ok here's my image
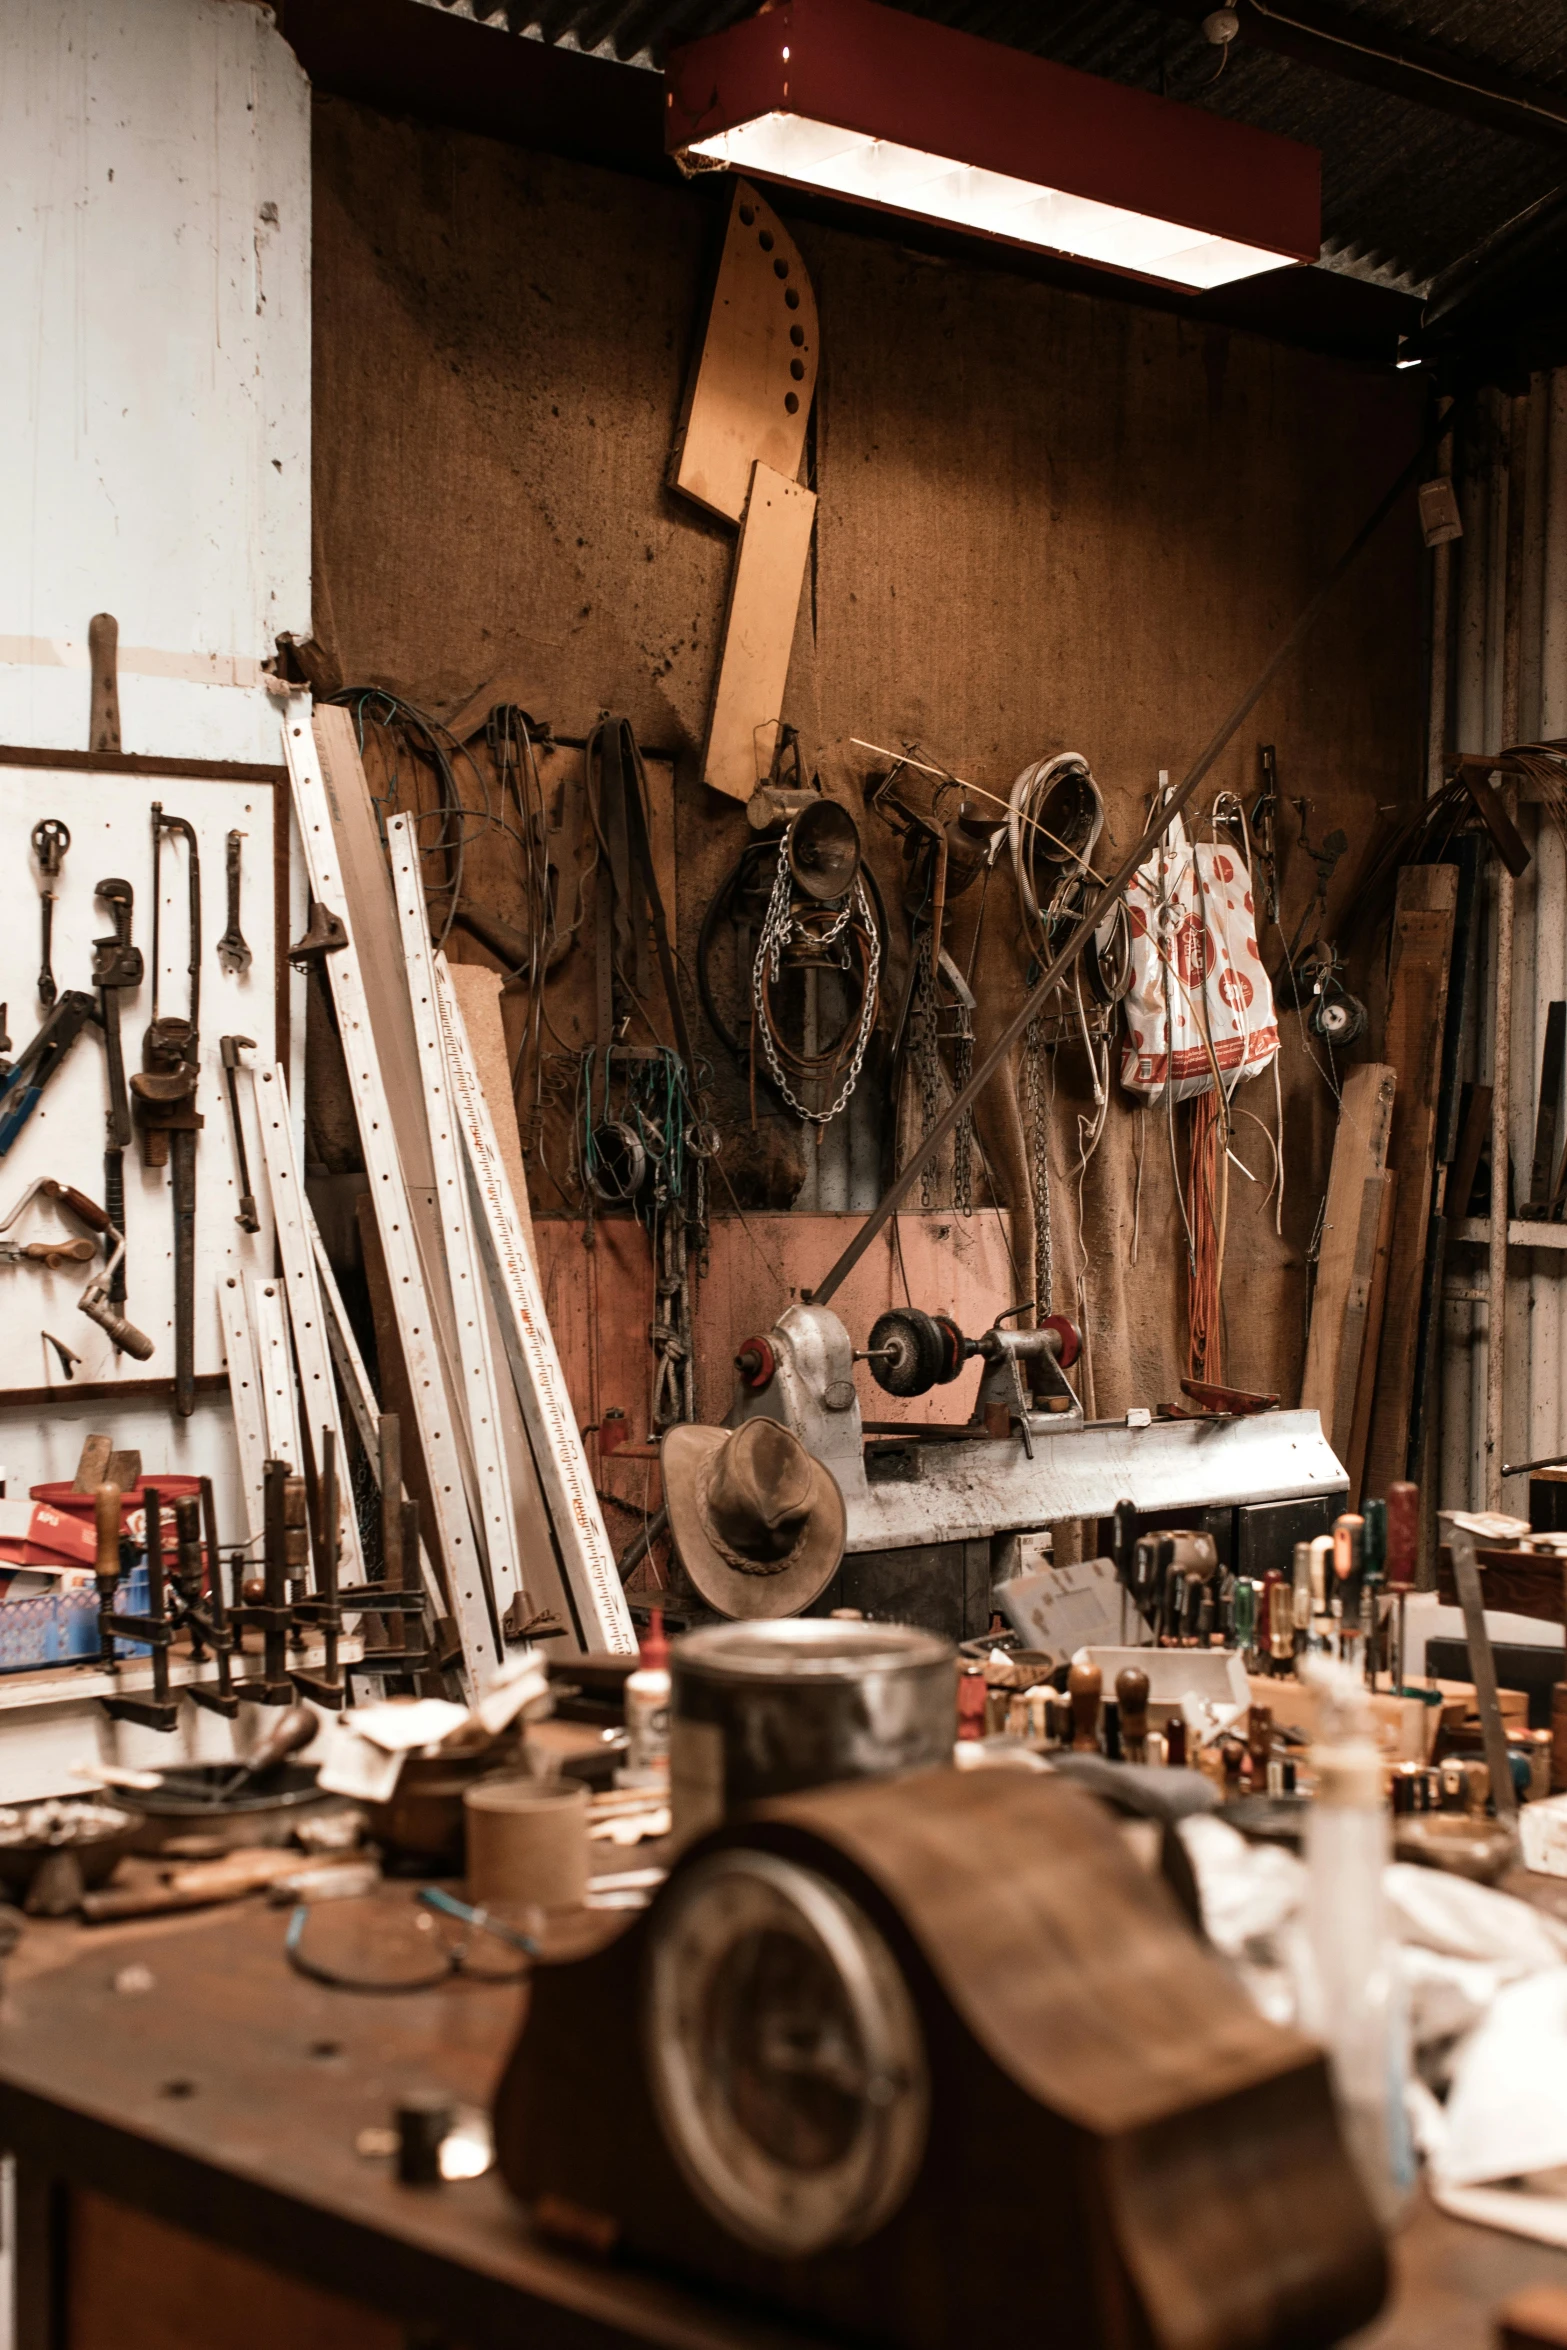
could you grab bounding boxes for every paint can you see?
[670,1617,955,1845]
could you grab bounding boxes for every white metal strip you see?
[283,715,498,1693]
[387,817,526,1627]
[304,1202,445,1623]
[254,1062,366,1583]
[433,952,636,1654]
[250,1274,302,1470]
[308,1211,379,1468]
[216,1273,267,1545]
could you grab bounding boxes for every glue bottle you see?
[1299,1657,1414,2228]
[619,1608,671,1789]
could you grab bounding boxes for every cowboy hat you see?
[660,1416,845,1619]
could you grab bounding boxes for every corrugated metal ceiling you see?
[430,0,1567,295]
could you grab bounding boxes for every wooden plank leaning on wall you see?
[1300,1062,1396,1466]
[1364,863,1459,1498]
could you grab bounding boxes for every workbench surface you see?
[0,1889,1559,2350]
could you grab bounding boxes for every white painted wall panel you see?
[0,0,310,761]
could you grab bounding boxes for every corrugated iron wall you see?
[1437,374,1567,1514]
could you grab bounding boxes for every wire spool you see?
[588,1119,648,1203]
[787,798,862,904]
[866,1307,950,1398]
[1008,754,1104,936]
[1309,988,1367,1045]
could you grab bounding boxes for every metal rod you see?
[813,437,1430,1309]
[1487,395,1527,1511]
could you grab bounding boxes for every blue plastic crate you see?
[0,1564,154,1674]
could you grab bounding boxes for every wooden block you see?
[702,460,816,802]
[72,1433,112,1494]
[1347,1168,1397,1504]
[446,963,537,1278]
[1300,1063,1396,1454]
[669,179,817,525]
[104,1449,141,1495]
[1365,863,1459,1495]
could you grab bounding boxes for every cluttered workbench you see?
[0,1874,1561,2350]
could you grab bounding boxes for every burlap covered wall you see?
[310,90,1424,1419]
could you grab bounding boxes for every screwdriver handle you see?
[1386,1481,1419,1592]
[94,1483,122,1600]
[1068,1658,1102,1752]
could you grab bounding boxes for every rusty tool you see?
[291,1424,345,1711]
[42,1332,80,1380]
[90,874,141,1309]
[235,1460,301,1706]
[219,1036,259,1232]
[132,806,202,1415]
[173,1488,238,1720]
[0,1178,150,1356]
[216,829,251,975]
[31,818,69,1010]
[100,1483,179,1732]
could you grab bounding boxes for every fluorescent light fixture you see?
[666,0,1320,295]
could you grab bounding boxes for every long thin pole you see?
[1486,392,1527,1509]
[812,441,1429,1309]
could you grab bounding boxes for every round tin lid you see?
[671,1617,953,1684]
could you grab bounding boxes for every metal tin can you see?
[669,1618,956,1845]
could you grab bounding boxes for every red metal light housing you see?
[665,0,1320,293]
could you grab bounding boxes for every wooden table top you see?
[0,1885,1561,2350]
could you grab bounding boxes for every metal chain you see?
[1024,1014,1053,1313]
[951,1022,974,1215]
[908,936,943,1207]
[752,832,882,1125]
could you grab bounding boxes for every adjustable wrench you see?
[31,819,69,1010]
[216,830,251,975]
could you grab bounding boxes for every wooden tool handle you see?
[1332,1513,1364,1584]
[240,1704,316,1781]
[1068,1659,1103,1752]
[1386,1480,1418,1591]
[44,1181,112,1232]
[94,1483,122,1587]
[1114,1666,1149,1736]
[88,613,121,753]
